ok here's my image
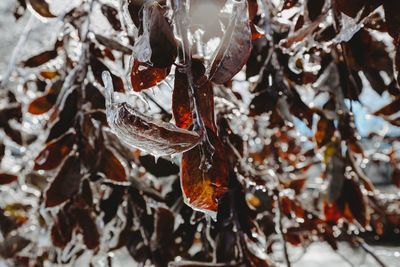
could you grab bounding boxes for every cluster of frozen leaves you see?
[0,0,400,266]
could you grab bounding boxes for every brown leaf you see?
[0,173,18,185]
[391,167,400,187]
[373,97,400,116]
[99,149,127,183]
[28,92,57,114]
[147,4,178,68]
[28,0,56,18]
[101,4,122,31]
[307,0,325,21]
[208,0,252,84]
[75,208,100,249]
[383,0,400,41]
[34,131,75,170]
[90,56,124,92]
[181,131,228,213]
[282,0,298,10]
[95,34,132,54]
[130,59,170,92]
[315,115,335,148]
[51,205,75,248]
[108,102,201,156]
[335,0,366,18]
[22,49,57,67]
[45,154,81,207]
[0,235,30,259]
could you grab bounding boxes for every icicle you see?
[132,6,152,63]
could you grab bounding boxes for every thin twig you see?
[276,193,292,267]
[357,239,388,267]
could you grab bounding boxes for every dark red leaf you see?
[0,173,18,185]
[22,49,57,67]
[95,34,132,54]
[34,132,75,171]
[99,148,127,183]
[130,59,170,92]
[335,0,366,18]
[75,208,100,249]
[181,131,228,213]
[0,235,30,258]
[307,0,325,21]
[147,4,178,68]
[90,56,124,92]
[315,115,335,147]
[28,93,57,114]
[100,187,125,224]
[108,102,201,156]
[101,4,122,31]
[45,154,81,207]
[51,206,75,248]
[282,0,298,10]
[208,0,252,84]
[139,154,179,177]
[391,167,400,187]
[373,97,400,116]
[28,0,56,18]
[383,0,400,41]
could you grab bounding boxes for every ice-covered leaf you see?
[75,208,100,249]
[180,131,228,214]
[130,59,170,92]
[22,49,57,67]
[373,97,400,116]
[208,0,252,84]
[101,4,122,31]
[99,148,127,183]
[315,115,335,148]
[0,173,18,185]
[28,0,56,18]
[90,56,124,92]
[0,235,30,259]
[383,1,400,41]
[34,131,75,170]
[45,154,81,207]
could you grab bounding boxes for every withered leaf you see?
[100,187,125,224]
[139,154,179,177]
[147,4,178,68]
[46,88,78,142]
[383,1,400,41]
[99,148,127,183]
[373,97,400,116]
[391,167,400,187]
[173,60,216,131]
[181,131,228,213]
[45,154,81,207]
[34,131,75,170]
[90,56,124,92]
[282,0,298,10]
[22,49,57,67]
[335,0,366,18]
[75,208,100,249]
[0,173,18,185]
[307,0,325,21]
[28,93,57,115]
[151,207,174,248]
[130,59,170,92]
[108,102,201,156]
[95,34,132,54]
[28,0,56,18]
[208,0,252,84]
[0,235,30,259]
[101,4,122,31]
[51,206,75,248]
[315,115,335,148]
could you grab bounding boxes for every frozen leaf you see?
[0,235,30,259]
[307,0,325,21]
[151,207,174,248]
[22,49,57,67]
[282,0,298,10]
[47,88,78,142]
[28,93,57,114]
[208,0,252,84]
[130,59,170,92]
[51,206,75,248]
[391,167,400,187]
[75,208,100,249]
[105,71,200,156]
[326,152,346,203]
[28,0,56,18]
[101,4,122,31]
[100,187,125,224]
[99,148,127,183]
[335,0,366,18]
[383,1,400,41]
[0,173,18,185]
[90,56,124,92]
[107,102,200,156]
[181,131,228,214]
[315,115,335,148]
[139,154,179,177]
[34,131,75,170]
[95,34,132,54]
[373,97,400,116]
[45,154,81,207]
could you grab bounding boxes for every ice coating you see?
[208,0,252,84]
[103,71,201,157]
[132,6,152,63]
